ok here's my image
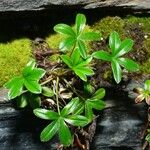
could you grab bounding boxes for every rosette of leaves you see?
[73,87,106,121]
[54,13,101,59]
[33,98,89,146]
[4,60,46,108]
[61,48,94,81]
[93,31,139,83]
[134,80,150,105]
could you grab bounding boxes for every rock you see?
[0,103,58,150]
[91,104,147,150]
[0,0,149,13]
[0,85,148,149]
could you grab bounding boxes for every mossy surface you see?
[92,16,150,77]
[0,38,32,86]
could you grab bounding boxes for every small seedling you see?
[93,31,139,83]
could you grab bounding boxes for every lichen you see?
[0,38,32,86]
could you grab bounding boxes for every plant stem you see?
[63,79,84,101]
[56,77,61,115]
[41,76,53,85]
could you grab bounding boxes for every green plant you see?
[61,48,94,81]
[146,129,150,142]
[93,31,139,83]
[4,60,46,108]
[54,13,100,59]
[4,13,140,149]
[34,97,88,146]
[134,79,150,105]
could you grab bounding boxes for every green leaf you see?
[59,37,76,52]
[84,82,95,95]
[24,80,42,94]
[146,133,150,142]
[65,115,88,127]
[77,40,87,59]
[61,55,72,68]
[118,58,139,72]
[87,99,105,110]
[93,51,112,61]
[54,24,76,37]
[40,121,58,142]
[75,14,86,34]
[116,39,133,57]
[16,94,28,108]
[42,86,54,97]
[4,77,24,100]
[28,94,41,109]
[79,32,101,41]
[109,31,121,54]
[61,97,81,116]
[111,60,122,83]
[59,118,73,146]
[74,67,94,76]
[71,48,81,66]
[145,80,150,91]
[85,104,93,121]
[74,69,87,81]
[23,67,45,80]
[33,108,59,120]
[92,88,105,99]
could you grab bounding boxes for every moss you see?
[92,16,150,76]
[0,38,32,86]
[93,16,125,39]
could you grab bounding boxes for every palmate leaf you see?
[5,76,24,99]
[40,121,58,142]
[109,31,121,55]
[4,60,46,100]
[94,31,138,84]
[111,59,122,84]
[16,94,28,108]
[59,118,73,146]
[53,24,76,37]
[75,14,86,34]
[93,50,112,61]
[65,115,88,127]
[92,88,105,99]
[33,108,59,120]
[77,40,87,59]
[116,39,133,57]
[61,97,82,116]
[118,58,139,72]
[79,32,101,41]
[42,86,54,97]
[59,37,76,52]
[61,51,94,81]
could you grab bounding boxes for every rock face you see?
[0,78,148,150]
[0,0,149,13]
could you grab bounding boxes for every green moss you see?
[92,16,150,75]
[124,16,150,33]
[93,16,125,39]
[0,38,32,86]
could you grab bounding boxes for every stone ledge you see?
[0,0,149,13]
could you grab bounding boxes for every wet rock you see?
[0,0,149,13]
[0,86,148,150]
[91,104,147,150]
